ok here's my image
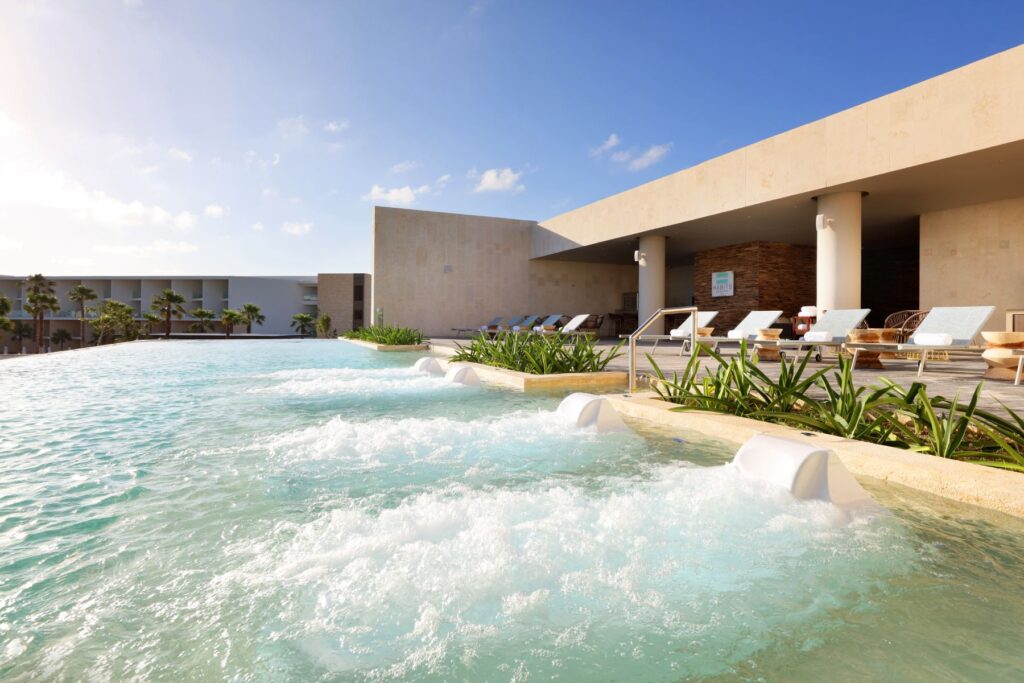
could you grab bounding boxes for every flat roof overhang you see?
[534,138,1024,265]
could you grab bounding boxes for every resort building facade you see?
[0,273,370,349]
[372,45,1024,337]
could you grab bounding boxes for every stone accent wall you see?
[694,242,815,332]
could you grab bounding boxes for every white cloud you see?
[590,133,620,157]
[272,153,280,166]
[93,239,198,256]
[324,120,350,133]
[390,160,420,174]
[472,167,524,193]
[362,184,417,205]
[627,143,671,171]
[250,222,265,231]
[204,204,226,218]
[281,221,312,236]
[0,159,197,231]
[277,116,308,138]
[168,147,193,162]
[261,187,277,198]
[172,211,196,230]
[361,174,451,206]
[610,150,632,163]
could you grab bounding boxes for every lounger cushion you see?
[727,329,747,339]
[669,326,692,338]
[803,330,830,342]
[911,332,953,346]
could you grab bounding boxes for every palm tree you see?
[24,292,60,353]
[315,313,334,338]
[151,288,187,338]
[189,308,216,333]
[291,312,315,336]
[90,300,137,345]
[220,309,243,337]
[140,312,162,337]
[239,303,265,334]
[50,328,72,350]
[0,294,11,332]
[9,321,33,353]
[68,284,98,347]
[23,273,56,351]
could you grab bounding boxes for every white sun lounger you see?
[768,308,870,362]
[511,315,541,332]
[543,313,590,336]
[846,305,994,376]
[695,310,783,352]
[639,311,720,354]
[532,314,564,333]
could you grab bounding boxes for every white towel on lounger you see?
[911,332,953,346]
[727,329,747,339]
[803,330,831,342]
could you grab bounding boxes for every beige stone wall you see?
[920,196,1024,331]
[537,45,1024,254]
[372,207,639,337]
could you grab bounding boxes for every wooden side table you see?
[847,328,898,368]
[754,328,782,362]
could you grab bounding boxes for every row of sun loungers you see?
[637,305,999,378]
[460,313,597,337]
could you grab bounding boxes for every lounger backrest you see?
[810,308,870,341]
[485,316,502,327]
[909,306,994,346]
[731,310,783,338]
[503,315,525,328]
[516,315,540,329]
[562,314,590,332]
[537,314,562,327]
[670,311,719,336]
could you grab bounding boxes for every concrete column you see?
[637,234,667,334]
[815,191,862,311]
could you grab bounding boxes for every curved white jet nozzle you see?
[414,357,445,375]
[445,365,480,385]
[731,434,876,510]
[557,392,628,433]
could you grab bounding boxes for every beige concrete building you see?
[372,45,1024,338]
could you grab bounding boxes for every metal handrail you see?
[627,306,699,393]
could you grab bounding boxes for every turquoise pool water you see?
[1,340,1023,681]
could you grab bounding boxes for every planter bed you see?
[606,392,1024,519]
[448,361,627,392]
[339,338,430,352]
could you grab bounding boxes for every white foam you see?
[216,464,906,680]
[252,366,457,397]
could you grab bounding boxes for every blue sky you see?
[1,0,1022,276]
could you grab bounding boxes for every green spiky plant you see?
[344,324,424,345]
[451,331,623,374]
[646,342,1024,472]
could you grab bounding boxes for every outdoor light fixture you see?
[634,250,646,267]
[815,214,834,231]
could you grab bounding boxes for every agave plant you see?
[452,331,622,374]
[646,342,1024,473]
[344,324,424,345]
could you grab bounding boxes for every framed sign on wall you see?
[712,271,734,297]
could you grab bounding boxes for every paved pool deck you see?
[429,338,1024,414]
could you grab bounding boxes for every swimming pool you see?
[1,340,1022,680]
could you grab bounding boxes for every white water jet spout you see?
[731,434,875,511]
[414,357,445,376]
[557,393,628,433]
[445,365,480,386]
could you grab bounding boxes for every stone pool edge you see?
[604,392,1024,519]
[338,338,431,352]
